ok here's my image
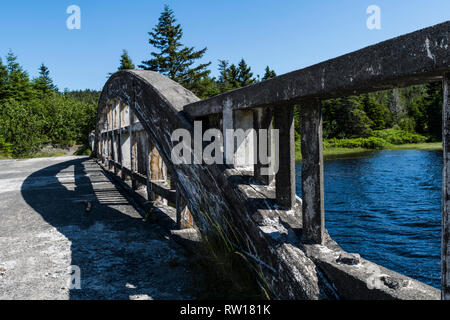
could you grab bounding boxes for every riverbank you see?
[0,144,91,160]
[295,142,443,161]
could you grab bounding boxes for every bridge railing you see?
[182,21,450,296]
[94,21,449,299]
[96,98,193,230]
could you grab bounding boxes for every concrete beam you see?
[184,21,450,118]
[301,99,325,244]
[274,106,295,209]
[443,72,450,300]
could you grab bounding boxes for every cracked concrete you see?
[0,156,198,300]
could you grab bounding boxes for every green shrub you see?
[373,128,427,145]
[0,136,12,157]
[324,137,388,150]
[0,93,97,158]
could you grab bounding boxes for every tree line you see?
[117,5,443,149]
[0,5,444,158]
[0,51,98,157]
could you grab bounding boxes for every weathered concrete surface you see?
[0,156,197,300]
[443,72,450,300]
[274,106,295,209]
[184,21,450,117]
[96,70,335,299]
[301,99,325,244]
[303,237,440,300]
[96,69,446,300]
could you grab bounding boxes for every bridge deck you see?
[0,156,197,300]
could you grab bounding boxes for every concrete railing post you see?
[117,101,123,177]
[111,102,119,174]
[107,104,113,169]
[442,72,450,300]
[223,106,255,168]
[129,108,138,190]
[300,99,325,244]
[145,134,155,201]
[253,107,274,185]
[274,106,295,209]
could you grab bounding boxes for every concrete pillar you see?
[107,105,113,170]
[442,72,450,300]
[176,189,193,229]
[129,109,138,190]
[253,107,274,184]
[274,106,295,209]
[117,101,123,176]
[120,104,131,180]
[111,102,119,174]
[145,135,156,201]
[300,99,325,244]
[223,106,255,168]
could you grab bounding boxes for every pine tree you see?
[139,5,211,95]
[118,50,135,70]
[423,82,443,141]
[0,58,8,100]
[217,60,231,93]
[237,59,255,87]
[362,94,391,130]
[33,63,57,94]
[262,66,276,81]
[5,50,32,101]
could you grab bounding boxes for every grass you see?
[387,142,442,151]
[0,144,92,160]
[34,150,69,158]
[188,232,269,300]
[0,154,11,160]
[295,141,443,161]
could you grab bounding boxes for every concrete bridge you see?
[91,21,450,300]
[1,22,449,300]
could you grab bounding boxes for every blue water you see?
[295,149,442,289]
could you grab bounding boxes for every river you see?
[295,149,442,289]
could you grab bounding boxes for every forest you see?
[0,5,444,159]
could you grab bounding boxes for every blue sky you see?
[0,0,449,91]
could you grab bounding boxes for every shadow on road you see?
[20,157,194,300]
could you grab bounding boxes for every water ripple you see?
[296,149,442,289]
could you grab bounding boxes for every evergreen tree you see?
[322,96,373,138]
[5,50,32,101]
[262,66,276,81]
[217,58,255,92]
[191,75,220,99]
[362,94,392,130]
[139,5,211,96]
[217,60,232,93]
[423,82,443,141]
[0,58,8,100]
[237,58,255,87]
[118,50,135,70]
[33,63,57,94]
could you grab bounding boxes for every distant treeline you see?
[315,82,443,147]
[128,5,445,149]
[0,51,99,157]
[0,5,444,158]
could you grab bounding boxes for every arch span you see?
[94,70,329,299]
